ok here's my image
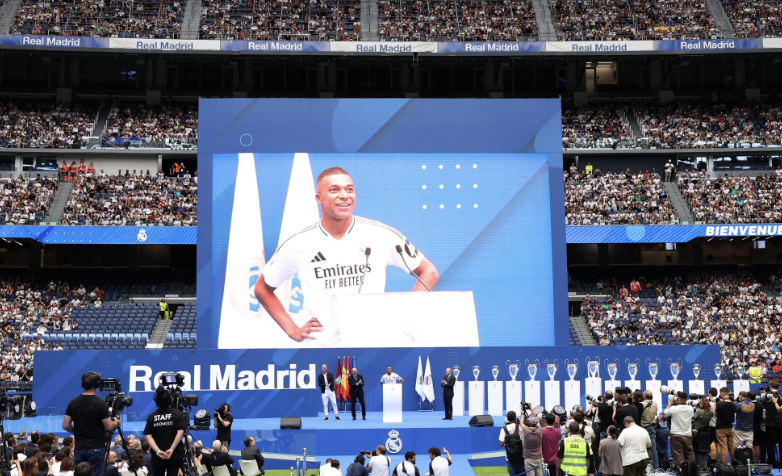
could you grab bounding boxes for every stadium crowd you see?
[61,170,197,226]
[580,272,782,375]
[11,0,182,38]
[199,0,361,41]
[678,170,782,223]
[635,102,782,149]
[102,103,198,149]
[722,0,782,38]
[562,105,634,149]
[564,167,680,225]
[551,0,723,41]
[0,175,56,225]
[0,100,98,149]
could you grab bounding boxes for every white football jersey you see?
[263,216,425,344]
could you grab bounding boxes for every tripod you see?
[103,417,139,476]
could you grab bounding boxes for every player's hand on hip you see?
[289,318,323,341]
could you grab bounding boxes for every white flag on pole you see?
[424,356,436,403]
[415,355,425,401]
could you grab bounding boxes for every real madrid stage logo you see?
[386,430,402,454]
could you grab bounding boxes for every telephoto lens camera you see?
[660,386,678,396]
[585,394,605,405]
[759,391,779,402]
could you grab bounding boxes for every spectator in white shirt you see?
[392,452,419,476]
[427,447,452,476]
[368,446,391,476]
[617,416,651,476]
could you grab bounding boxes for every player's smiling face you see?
[316,174,355,220]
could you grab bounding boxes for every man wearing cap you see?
[521,415,544,476]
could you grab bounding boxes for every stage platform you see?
[5,412,502,471]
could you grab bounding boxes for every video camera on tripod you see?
[100,379,134,417]
[157,373,200,427]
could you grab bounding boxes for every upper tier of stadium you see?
[3,0,781,41]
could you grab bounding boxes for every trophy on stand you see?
[468,366,484,416]
[689,363,705,395]
[711,363,726,392]
[604,359,620,382]
[714,364,722,380]
[736,363,745,379]
[586,356,601,379]
[584,355,602,400]
[491,365,500,381]
[544,359,559,381]
[645,359,662,407]
[453,366,461,381]
[692,364,701,380]
[525,359,540,381]
[733,363,750,393]
[473,366,481,381]
[452,365,464,417]
[668,359,682,381]
[625,359,640,389]
[564,359,579,381]
[646,358,661,381]
[506,360,521,381]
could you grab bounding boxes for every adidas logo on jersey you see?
[311,252,326,262]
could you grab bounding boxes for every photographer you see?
[367,445,390,476]
[498,411,523,476]
[213,404,233,449]
[597,392,615,440]
[639,391,659,469]
[715,387,737,465]
[662,391,694,468]
[143,386,188,476]
[62,372,120,476]
[692,397,713,473]
[734,391,755,450]
[612,395,638,435]
[763,380,782,468]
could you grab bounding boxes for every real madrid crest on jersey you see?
[386,430,402,454]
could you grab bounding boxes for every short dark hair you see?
[75,462,93,476]
[568,421,581,434]
[709,388,718,397]
[354,455,365,464]
[506,411,517,422]
[617,395,628,405]
[545,413,556,425]
[243,437,253,448]
[330,459,339,469]
[747,391,756,401]
[405,451,416,461]
[55,451,67,462]
[30,432,39,444]
[720,387,730,395]
[63,437,74,447]
[316,167,351,184]
[141,440,149,452]
[573,412,584,424]
[154,386,172,408]
[39,444,52,455]
[429,447,441,457]
[38,460,49,472]
[770,380,780,390]
[81,372,101,391]
[607,425,618,438]
[60,458,75,472]
[605,391,613,400]
[677,391,688,401]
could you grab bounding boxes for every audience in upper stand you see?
[0,175,56,225]
[11,0,182,37]
[722,0,782,38]
[564,167,679,225]
[635,101,782,149]
[562,105,634,149]
[61,169,197,226]
[678,170,782,223]
[199,0,361,41]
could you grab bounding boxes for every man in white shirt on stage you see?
[318,365,340,421]
[254,167,439,346]
[380,367,404,386]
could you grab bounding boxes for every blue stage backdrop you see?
[197,99,568,349]
[33,345,719,421]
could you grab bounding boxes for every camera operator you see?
[715,387,737,465]
[707,388,719,462]
[143,386,188,476]
[213,404,233,449]
[612,395,638,435]
[639,391,659,469]
[753,390,765,463]
[597,392,615,441]
[662,391,694,468]
[692,397,713,473]
[763,380,782,468]
[735,391,755,450]
[62,372,121,476]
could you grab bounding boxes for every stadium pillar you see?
[692,242,703,267]
[128,246,139,272]
[598,244,609,268]
[68,57,80,88]
[649,60,661,92]
[30,242,42,271]
[567,61,578,93]
[734,58,746,92]
[317,62,335,95]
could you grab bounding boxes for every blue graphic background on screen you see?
[212,153,555,346]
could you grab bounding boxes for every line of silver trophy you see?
[453,358,730,382]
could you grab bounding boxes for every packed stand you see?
[580,272,782,377]
[0,100,98,149]
[102,102,198,149]
[635,101,782,149]
[11,0,182,37]
[199,0,361,41]
[564,165,679,225]
[678,170,782,223]
[61,168,197,226]
[0,175,56,225]
[378,0,538,41]
[722,0,782,38]
[551,0,722,41]
[562,105,634,149]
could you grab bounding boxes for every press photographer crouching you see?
[143,386,188,476]
[62,372,121,476]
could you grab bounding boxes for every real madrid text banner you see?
[565,224,782,243]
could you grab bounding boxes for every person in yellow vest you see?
[158,298,169,320]
[585,163,594,175]
[749,360,763,384]
[558,421,589,476]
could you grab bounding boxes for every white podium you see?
[585,378,602,402]
[469,381,485,416]
[524,381,541,408]
[453,381,465,417]
[564,381,581,412]
[689,380,705,396]
[506,381,522,416]
[383,383,403,423]
[646,380,662,410]
[332,292,478,347]
[733,380,750,394]
[545,381,561,409]
[711,380,727,392]
[625,380,641,392]
[665,380,684,406]
[605,380,621,393]
[488,381,504,416]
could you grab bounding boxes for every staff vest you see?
[561,435,588,476]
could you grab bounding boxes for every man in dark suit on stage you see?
[348,367,367,421]
[318,364,340,420]
[441,368,456,420]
